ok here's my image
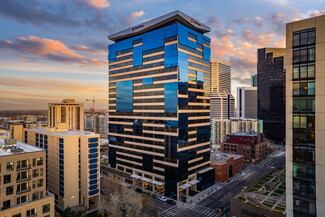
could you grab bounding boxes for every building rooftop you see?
[28,127,95,137]
[228,131,262,137]
[211,150,244,165]
[108,10,210,42]
[0,139,44,157]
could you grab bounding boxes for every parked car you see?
[150,194,158,199]
[242,186,247,191]
[167,199,176,206]
[158,196,168,202]
[135,188,143,193]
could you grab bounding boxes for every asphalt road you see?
[151,153,285,217]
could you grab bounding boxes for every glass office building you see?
[108,11,214,201]
[257,48,286,144]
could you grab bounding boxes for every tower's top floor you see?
[108,10,210,42]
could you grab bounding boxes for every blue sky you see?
[0,0,324,110]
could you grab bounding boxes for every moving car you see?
[150,194,158,199]
[217,206,224,212]
[158,196,168,202]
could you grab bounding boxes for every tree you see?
[101,177,143,217]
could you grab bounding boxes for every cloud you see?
[0,76,107,94]
[71,45,106,54]
[78,0,110,9]
[0,0,78,27]
[0,36,106,67]
[237,41,253,49]
[240,29,275,47]
[232,17,249,24]
[211,37,234,58]
[204,14,222,27]
[310,9,325,17]
[123,11,145,26]
[254,17,263,27]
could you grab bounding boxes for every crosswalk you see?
[160,206,185,216]
[160,204,221,217]
[190,205,220,217]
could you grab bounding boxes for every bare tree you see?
[101,177,143,217]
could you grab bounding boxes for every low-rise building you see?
[2,120,38,143]
[220,132,268,163]
[0,138,54,217]
[211,151,244,182]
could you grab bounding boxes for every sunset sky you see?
[0,0,324,110]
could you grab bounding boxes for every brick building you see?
[211,151,244,182]
[220,132,267,163]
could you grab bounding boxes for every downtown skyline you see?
[0,0,325,110]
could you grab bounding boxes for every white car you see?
[158,196,168,202]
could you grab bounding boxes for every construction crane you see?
[86,97,95,115]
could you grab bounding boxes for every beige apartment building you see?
[210,58,235,120]
[24,125,100,211]
[48,99,84,131]
[286,15,325,216]
[0,139,54,217]
[211,118,263,146]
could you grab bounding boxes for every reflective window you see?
[116,80,133,112]
[143,78,153,85]
[164,82,178,113]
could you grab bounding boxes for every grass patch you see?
[280,173,285,177]
[238,196,246,201]
[271,192,279,196]
[263,191,270,196]
[271,178,279,183]
[263,201,275,208]
[275,205,286,211]
[274,189,285,194]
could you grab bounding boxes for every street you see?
[150,152,285,217]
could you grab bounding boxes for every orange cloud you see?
[0,36,106,67]
[78,0,110,9]
[211,37,234,58]
[71,45,106,54]
[310,9,325,17]
[131,11,145,19]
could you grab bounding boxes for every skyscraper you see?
[210,58,234,119]
[108,10,214,201]
[251,74,257,87]
[48,99,84,131]
[286,15,324,217]
[257,48,285,144]
[237,87,257,119]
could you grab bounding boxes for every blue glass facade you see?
[88,137,99,196]
[108,20,213,200]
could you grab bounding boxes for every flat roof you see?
[28,128,96,137]
[0,139,44,157]
[108,10,210,42]
[211,150,244,165]
[228,132,262,137]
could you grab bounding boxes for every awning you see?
[151,180,164,186]
[140,177,152,183]
[188,180,200,185]
[198,166,214,174]
[179,183,192,190]
[130,175,142,179]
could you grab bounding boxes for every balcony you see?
[17,164,31,171]
[17,175,31,183]
[17,186,31,195]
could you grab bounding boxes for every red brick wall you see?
[213,156,244,182]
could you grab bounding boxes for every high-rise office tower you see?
[251,74,257,87]
[237,87,257,119]
[24,123,100,210]
[210,59,235,119]
[286,15,324,217]
[107,10,214,201]
[257,48,285,144]
[0,138,54,216]
[48,99,84,131]
[93,115,108,135]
